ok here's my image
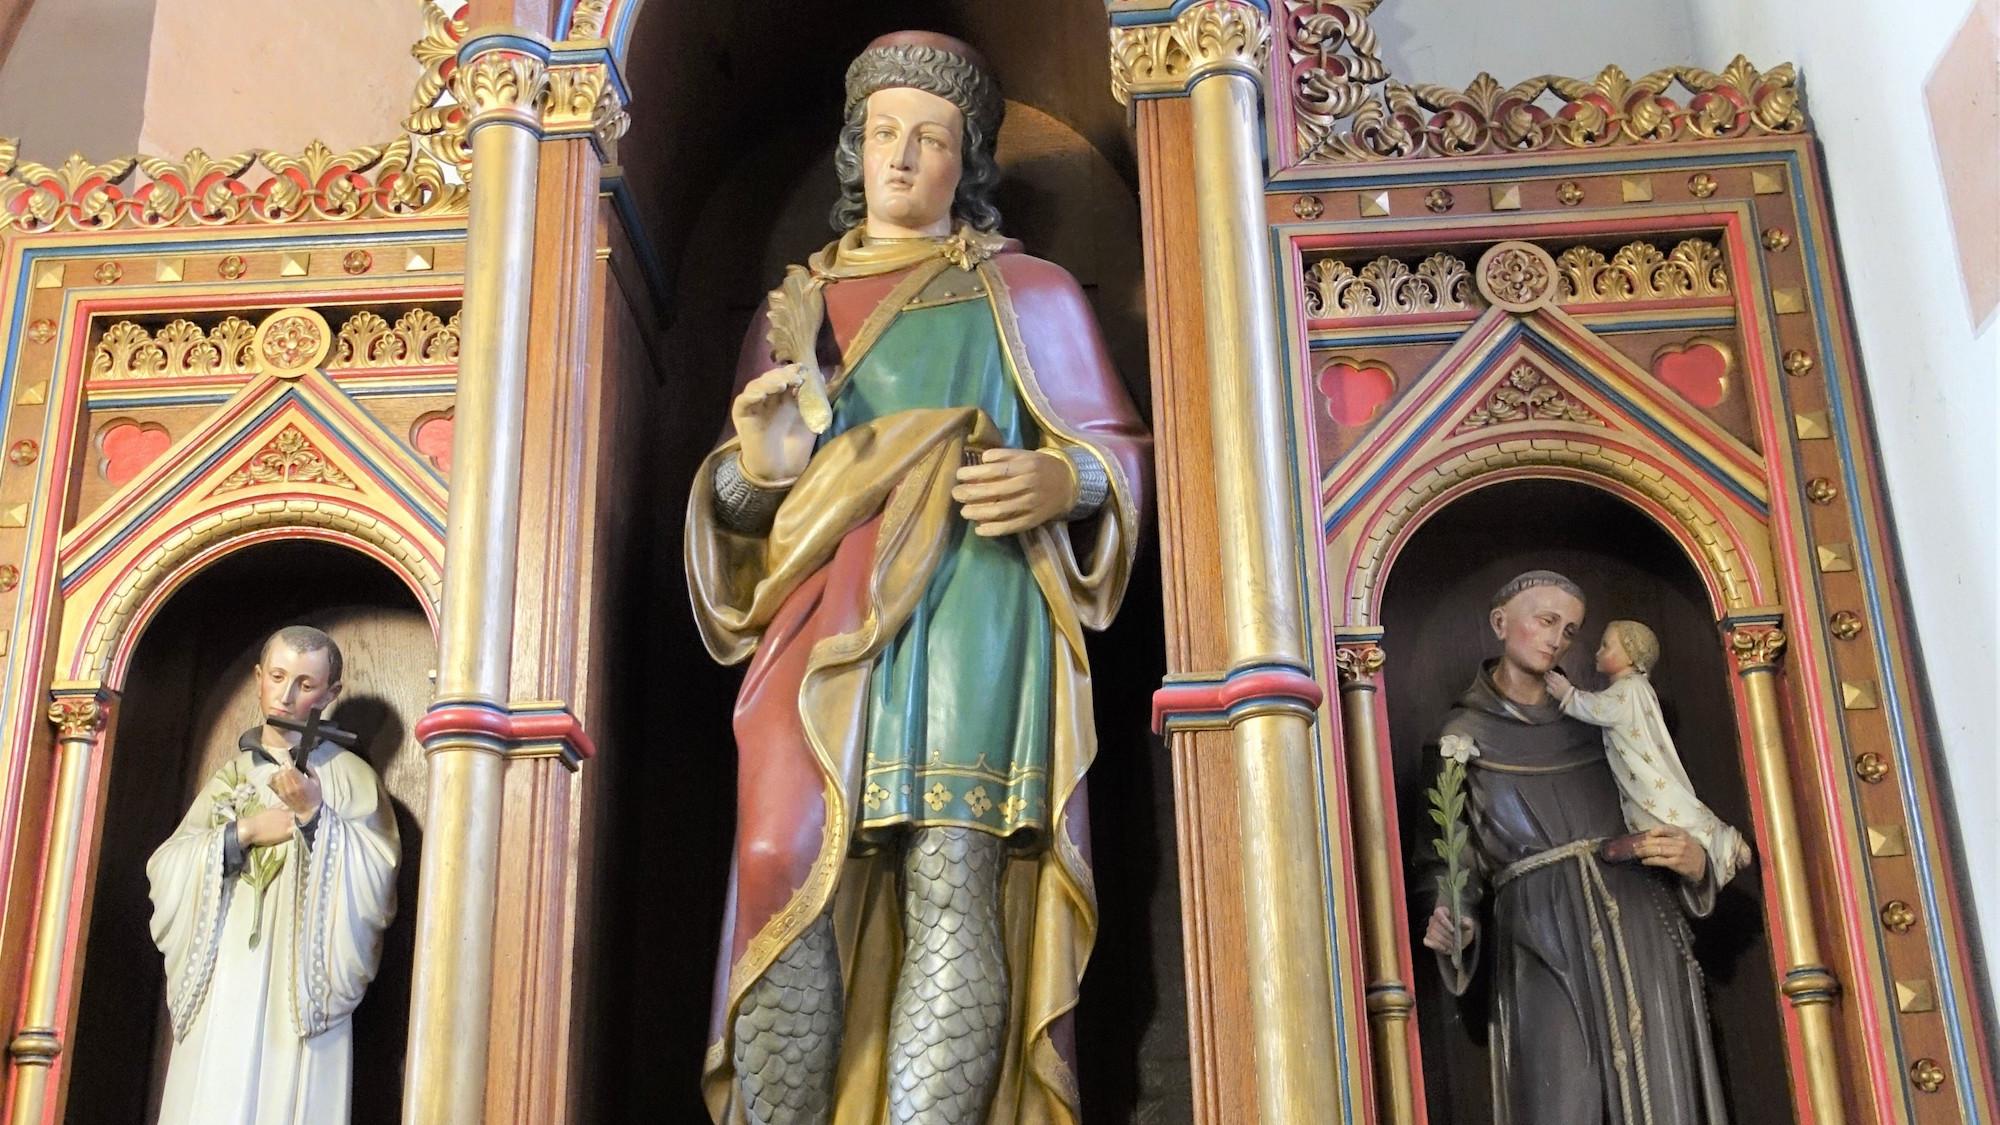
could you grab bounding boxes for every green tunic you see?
[822,290,1053,849]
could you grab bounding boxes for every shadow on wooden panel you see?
[64,540,431,1125]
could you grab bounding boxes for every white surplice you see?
[147,736,399,1125]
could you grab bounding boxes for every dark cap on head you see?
[844,31,1004,147]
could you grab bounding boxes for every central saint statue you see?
[685,31,1150,1125]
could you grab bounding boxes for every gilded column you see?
[1114,3,1342,1117]
[1724,615,1846,1125]
[402,37,548,1125]
[1333,633,1415,1125]
[7,685,113,1123]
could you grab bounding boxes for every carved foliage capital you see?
[47,695,108,740]
[544,64,631,152]
[1334,643,1386,685]
[1727,624,1787,672]
[452,49,551,129]
[1110,0,1272,105]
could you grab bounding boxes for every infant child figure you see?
[1546,620,1753,886]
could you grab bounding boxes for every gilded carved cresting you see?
[1304,237,1730,319]
[1278,0,1802,164]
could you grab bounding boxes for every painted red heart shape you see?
[412,412,454,474]
[1651,340,1730,410]
[1318,360,1396,427]
[97,421,171,487]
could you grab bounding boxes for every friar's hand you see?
[1637,825,1708,882]
[270,768,323,822]
[1421,904,1477,954]
[952,449,1078,537]
[236,807,297,848]
[731,364,816,484]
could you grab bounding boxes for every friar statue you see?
[1418,571,1734,1125]
[146,625,400,1125]
[685,31,1150,1125]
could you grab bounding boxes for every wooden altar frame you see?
[1115,1,1998,1123]
[0,182,465,1120]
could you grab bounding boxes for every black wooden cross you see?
[265,705,359,773]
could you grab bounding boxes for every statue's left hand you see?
[1636,825,1707,882]
[952,449,1078,537]
[271,767,323,822]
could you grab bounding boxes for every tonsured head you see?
[1488,570,1586,676]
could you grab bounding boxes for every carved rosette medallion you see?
[47,696,107,741]
[1880,899,1916,933]
[253,308,332,378]
[1910,1059,1946,1094]
[1828,611,1863,641]
[1474,241,1559,312]
[1727,624,1787,672]
[1334,644,1386,686]
[1109,0,1272,104]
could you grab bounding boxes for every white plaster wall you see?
[1385,0,2000,1016]
[1686,0,2000,1011]
[0,0,157,162]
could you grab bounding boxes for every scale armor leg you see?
[732,913,841,1125]
[887,827,1010,1124]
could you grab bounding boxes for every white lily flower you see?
[1440,733,1480,765]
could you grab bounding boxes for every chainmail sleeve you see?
[713,451,792,536]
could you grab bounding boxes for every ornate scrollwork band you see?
[1272,2,1802,165]
[1109,0,1273,105]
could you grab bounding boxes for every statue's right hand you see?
[1422,904,1476,954]
[731,364,815,484]
[236,807,296,848]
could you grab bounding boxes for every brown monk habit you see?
[1419,661,1731,1125]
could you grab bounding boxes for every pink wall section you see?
[136,0,420,159]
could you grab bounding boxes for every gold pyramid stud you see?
[16,382,46,406]
[404,246,434,272]
[1358,191,1391,217]
[1841,680,1880,709]
[1817,543,1853,572]
[1620,176,1654,202]
[1773,288,1806,314]
[155,258,185,282]
[0,505,25,528]
[1896,980,1937,1013]
[1751,169,1784,195]
[32,263,63,289]
[1489,184,1522,211]
[1794,412,1830,439]
[1867,825,1909,857]
[279,252,309,277]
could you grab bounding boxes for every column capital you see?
[1109,0,1271,106]
[45,684,112,741]
[453,40,552,134]
[543,62,631,160]
[1334,641,1386,686]
[1722,611,1787,673]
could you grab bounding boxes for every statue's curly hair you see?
[831,43,1005,233]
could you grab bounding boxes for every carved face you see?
[1595,629,1632,677]
[256,639,340,737]
[1489,585,1584,677]
[861,86,964,236]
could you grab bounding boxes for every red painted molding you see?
[415,704,598,759]
[1151,669,1326,734]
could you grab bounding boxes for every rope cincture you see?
[1495,838,1657,1125]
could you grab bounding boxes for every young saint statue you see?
[1419,573,1734,1125]
[684,32,1149,1125]
[146,625,400,1125]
